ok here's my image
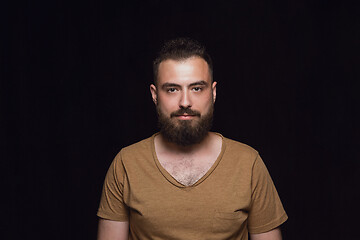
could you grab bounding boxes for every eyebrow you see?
[189,80,208,87]
[161,80,208,89]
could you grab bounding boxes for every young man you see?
[97,38,288,240]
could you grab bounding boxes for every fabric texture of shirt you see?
[97,133,288,240]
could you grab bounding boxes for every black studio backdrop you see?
[2,1,359,239]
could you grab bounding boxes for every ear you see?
[212,81,217,103]
[150,84,158,105]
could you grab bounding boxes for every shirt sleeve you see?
[247,155,288,233]
[97,150,129,221]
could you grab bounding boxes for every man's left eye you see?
[193,87,202,92]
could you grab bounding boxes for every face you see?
[150,57,217,146]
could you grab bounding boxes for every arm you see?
[248,156,287,239]
[250,227,282,240]
[97,218,129,240]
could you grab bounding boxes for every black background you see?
[2,0,359,239]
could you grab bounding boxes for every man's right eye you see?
[167,88,177,93]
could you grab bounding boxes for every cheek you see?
[157,97,178,113]
[196,94,213,108]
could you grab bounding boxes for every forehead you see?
[157,57,211,85]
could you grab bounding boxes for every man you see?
[97,38,288,240]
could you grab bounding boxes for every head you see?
[150,38,217,146]
[153,38,213,86]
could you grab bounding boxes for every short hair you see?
[153,38,213,85]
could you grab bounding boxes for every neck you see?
[157,132,212,154]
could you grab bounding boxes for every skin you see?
[150,57,218,153]
[97,57,283,240]
[250,227,283,240]
[97,219,128,240]
[150,57,221,185]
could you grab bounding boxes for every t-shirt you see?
[97,133,288,240]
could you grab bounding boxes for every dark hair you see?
[153,38,213,85]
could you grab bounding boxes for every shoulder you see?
[121,135,153,154]
[220,135,260,166]
[113,134,155,166]
[223,135,259,156]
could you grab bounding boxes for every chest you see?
[159,156,216,186]
[123,162,253,240]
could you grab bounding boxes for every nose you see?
[179,90,192,108]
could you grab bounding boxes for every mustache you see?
[170,108,201,118]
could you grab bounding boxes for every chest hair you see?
[159,156,216,186]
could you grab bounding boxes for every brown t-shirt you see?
[97,133,288,240]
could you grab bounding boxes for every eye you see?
[192,87,202,92]
[167,87,177,93]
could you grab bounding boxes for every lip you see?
[175,115,195,120]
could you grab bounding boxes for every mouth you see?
[174,114,196,120]
[170,108,201,120]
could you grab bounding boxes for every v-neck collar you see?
[151,132,226,188]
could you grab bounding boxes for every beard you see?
[157,105,214,146]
